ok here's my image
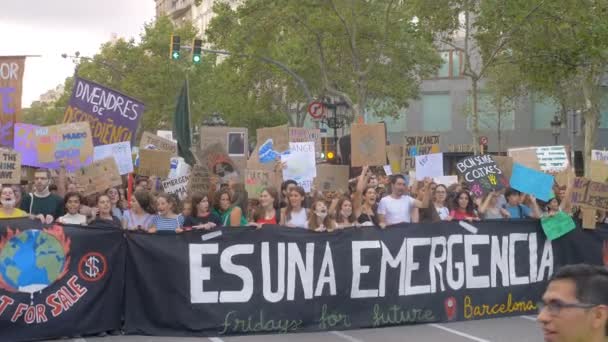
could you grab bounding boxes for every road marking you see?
[209,337,225,342]
[330,330,364,342]
[428,324,490,342]
[520,315,537,322]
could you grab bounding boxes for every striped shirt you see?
[152,214,185,231]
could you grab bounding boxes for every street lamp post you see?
[61,52,123,80]
[550,114,562,145]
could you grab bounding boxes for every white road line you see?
[520,315,538,322]
[330,330,365,342]
[209,337,225,342]
[427,324,490,342]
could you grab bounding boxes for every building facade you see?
[154,0,240,39]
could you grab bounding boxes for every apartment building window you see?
[532,96,560,129]
[422,93,452,131]
[466,93,515,130]
[435,50,464,79]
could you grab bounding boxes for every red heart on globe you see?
[445,297,457,321]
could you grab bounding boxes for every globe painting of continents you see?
[0,228,71,294]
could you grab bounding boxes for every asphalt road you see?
[45,315,543,342]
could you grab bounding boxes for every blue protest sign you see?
[510,163,554,202]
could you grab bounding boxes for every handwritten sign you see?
[590,160,608,183]
[536,146,568,172]
[188,163,211,194]
[456,155,508,197]
[415,153,444,180]
[245,169,271,199]
[63,77,145,146]
[404,135,440,170]
[257,125,289,153]
[94,141,133,175]
[571,177,608,211]
[510,163,554,202]
[138,149,172,177]
[508,147,541,170]
[75,157,122,196]
[162,175,190,200]
[386,145,403,174]
[289,127,322,152]
[314,164,350,192]
[0,56,25,147]
[282,142,316,181]
[140,131,177,154]
[198,143,240,182]
[0,149,21,184]
[592,150,608,163]
[351,123,386,167]
[541,211,576,240]
[33,122,94,171]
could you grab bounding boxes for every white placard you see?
[592,149,608,163]
[282,141,316,181]
[383,165,393,176]
[536,146,568,172]
[415,153,444,180]
[93,141,133,175]
[433,175,459,186]
[161,175,190,200]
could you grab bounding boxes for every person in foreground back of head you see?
[503,188,541,219]
[20,169,64,224]
[377,175,432,229]
[537,264,608,342]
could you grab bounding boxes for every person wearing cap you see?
[502,188,541,219]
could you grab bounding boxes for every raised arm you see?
[478,192,494,215]
[528,195,542,219]
[353,166,369,217]
[413,178,432,209]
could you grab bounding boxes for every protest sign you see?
[0,56,25,147]
[138,149,172,177]
[541,211,576,240]
[386,145,403,174]
[282,142,316,181]
[590,160,608,183]
[94,141,133,175]
[245,169,271,199]
[510,163,554,202]
[289,127,321,152]
[456,155,508,197]
[571,177,608,211]
[508,147,541,170]
[581,208,597,230]
[433,175,458,186]
[314,164,350,192]
[33,122,94,171]
[383,165,393,176]
[493,156,514,182]
[0,149,21,184]
[198,143,240,182]
[592,149,608,163]
[297,178,314,193]
[415,153,444,180]
[75,157,122,196]
[156,130,175,141]
[536,146,569,172]
[350,123,386,167]
[140,131,177,154]
[188,163,211,194]
[162,175,190,200]
[63,77,144,146]
[200,126,249,159]
[403,135,441,170]
[256,125,289,153]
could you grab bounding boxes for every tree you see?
[477,0,608,175]
[205,0,441,124]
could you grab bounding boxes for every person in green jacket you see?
[20,169,64,224]
[212,189,247,227]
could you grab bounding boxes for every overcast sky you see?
[0,0,155,106]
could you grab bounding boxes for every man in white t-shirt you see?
[378,175,431,228]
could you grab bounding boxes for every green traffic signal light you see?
[192,39,203,64]
[172,51,180,60]
[170,34,181,60]
[193,54,201,63]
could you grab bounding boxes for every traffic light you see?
[192,39,202,63]
[326,150,336,163]
[170,35,181,60]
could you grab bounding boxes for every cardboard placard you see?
[581,208,597,230]
[589,160,608,183]
[188,164,211,194]
[571,177,608,211]
[245,169,271,199]
[288,127,322,152]
[554,168,575,187]
[140,131,177,154]
[256,125,289,153]
[507,147,541,170]
[162,175,190,200]
[350,123,387,167]
[386,145,403,174]
[456,155,508,198]
[138,149,172,177]
[403,135,441,170]
[63,76,144,146]
[0,149,21,184]
[75,157,122,196]
[33,122,94,171]
[93,141,133,175]
[314,164,350,192]
[493,156,514,183]
[197,143,240,182]
[0,56,25,147]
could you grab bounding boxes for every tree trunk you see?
[471,78,480,155]
[497,101,503,154]
[581,77,599,177]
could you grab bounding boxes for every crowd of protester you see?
[2,162,602,232]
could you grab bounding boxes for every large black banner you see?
[124,221,606,337]
[0,219,125,342]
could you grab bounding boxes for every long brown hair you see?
[285,186,306,222]
[253,187,279,221]
[307,200,335,231]
[191,192,212,217]
[335,197,356,224]
[213,189,233,213]
[156,193,178,214]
